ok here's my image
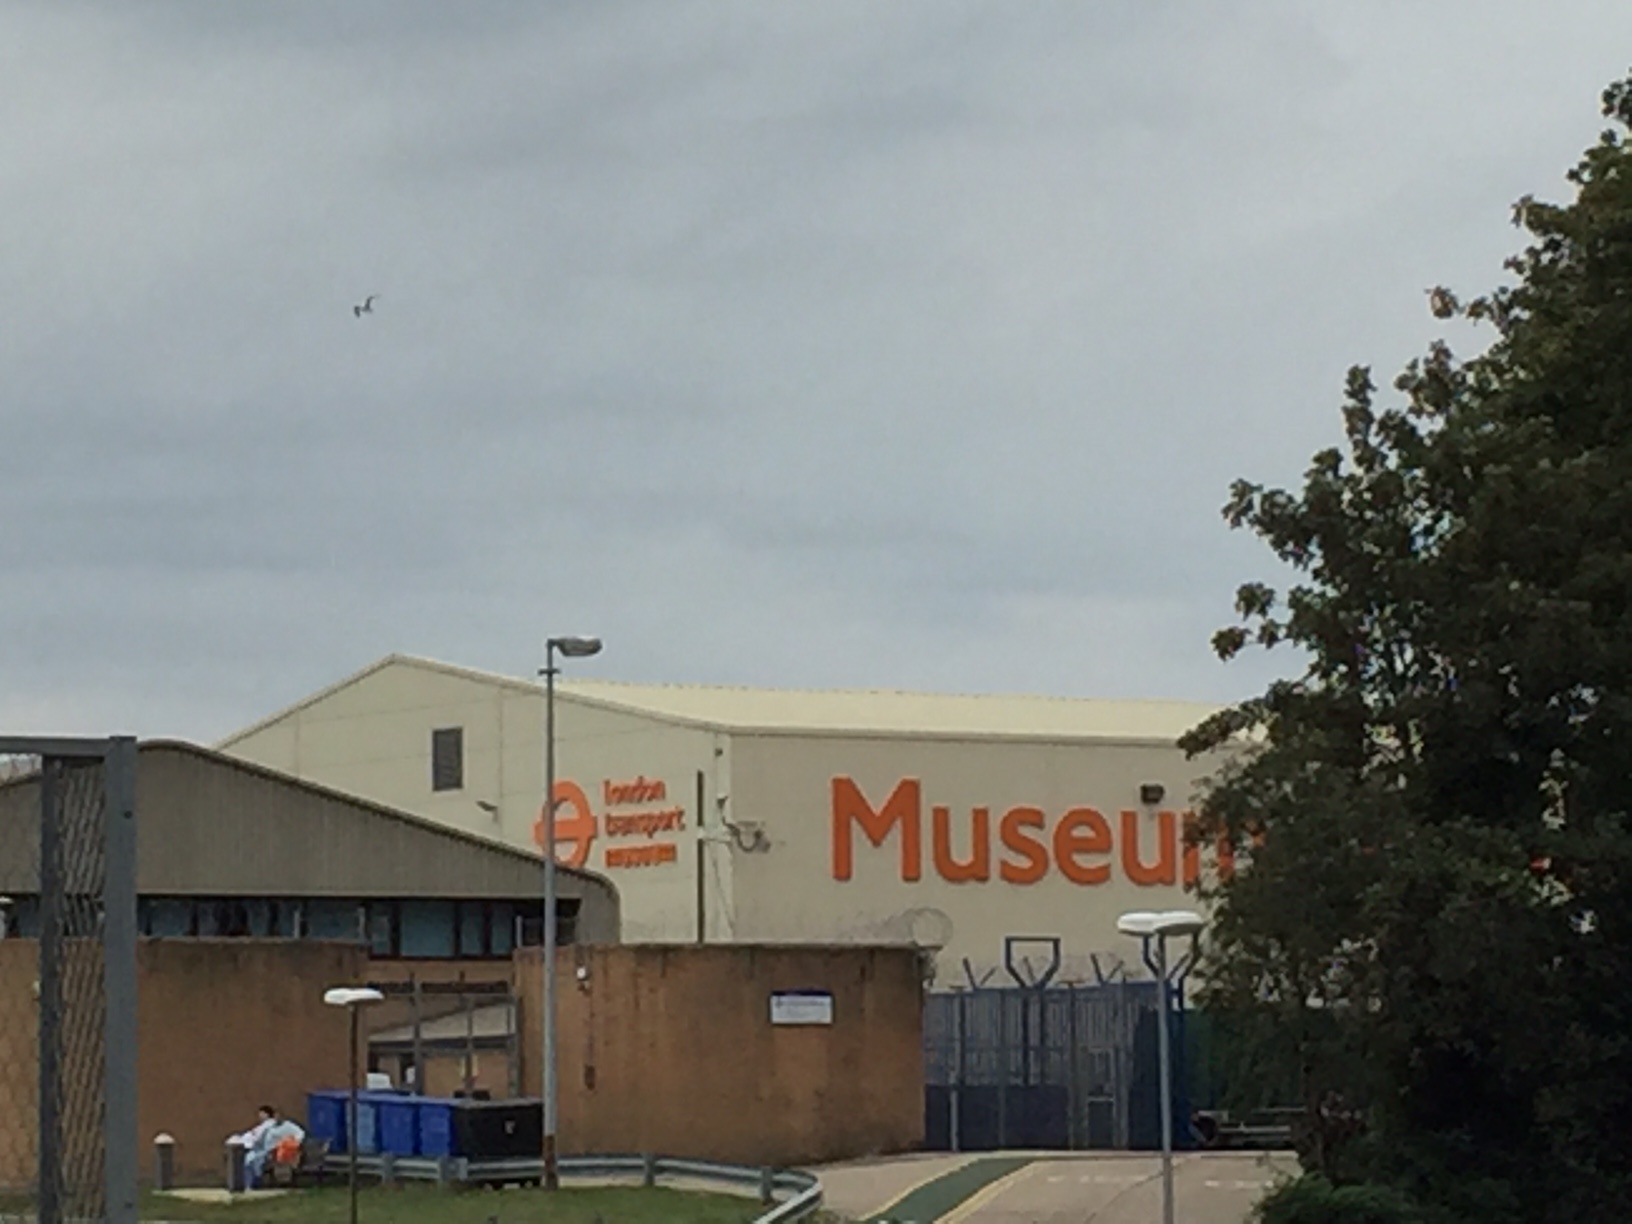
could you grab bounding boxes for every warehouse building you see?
[218,655,1229,983]
[0,740,619,955]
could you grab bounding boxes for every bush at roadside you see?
[1255,1174,1422,1224]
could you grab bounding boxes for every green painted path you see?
[860,1156,1032,1223]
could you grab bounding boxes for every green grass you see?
[139,1184,767,1223]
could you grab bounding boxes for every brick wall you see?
[0,938,370,1189]
[138,940,369,1182]
[515,944,925,1167]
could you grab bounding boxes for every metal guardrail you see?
[318,1151,825,1222]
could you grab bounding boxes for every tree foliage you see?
[1184,74,1632,1223]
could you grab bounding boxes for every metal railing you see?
[314,1151,824,1222]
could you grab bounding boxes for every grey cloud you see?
[3,1,1631,738]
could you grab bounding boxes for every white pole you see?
[1155,934,1175,1224]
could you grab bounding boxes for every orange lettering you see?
[832,777,921,881]
[998,807,1049,884]
[932,805,990,882]
[1183,811,1200,887]
[1121,809,1177,886]
[1054,808,1112,885]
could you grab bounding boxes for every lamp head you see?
[323,987,385,1008]
[1117,909,1205,939]
[549,636,603,659]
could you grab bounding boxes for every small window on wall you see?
[431,727,464,792]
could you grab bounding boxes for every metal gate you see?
[0,738,139,1224]
[923,935,1198,1153]
[924,979,1165,1151]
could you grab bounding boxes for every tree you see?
[1183,73,1632,1224]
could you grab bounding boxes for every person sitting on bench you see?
[231,1105,305,1188]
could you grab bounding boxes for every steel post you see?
[542,645,560,1190]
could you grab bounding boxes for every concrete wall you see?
[0,939,369,1189]
[515,944,923,1167]
[729,732,1230,986]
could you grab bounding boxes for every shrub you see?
[1255,1174,1422,1224]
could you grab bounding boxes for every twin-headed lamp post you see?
[538,634,602,1190]
[1116,909,1203,1224]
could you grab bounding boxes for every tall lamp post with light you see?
[322,986,384,1224]
[1116,909,1204,1224]
[538,634,602,1190]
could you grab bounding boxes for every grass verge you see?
[138,1184,767,1223]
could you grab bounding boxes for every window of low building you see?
[400,900,457,958]
[306,899,361,941]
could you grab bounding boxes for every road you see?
[943,1152,1295,1222]
[819,1150,1297,1223]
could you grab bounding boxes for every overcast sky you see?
[4,2,1631,741]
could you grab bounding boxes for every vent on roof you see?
[431,727,464,792]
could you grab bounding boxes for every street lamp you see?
[323,986,385,1224]
[538,634,602,1190]
[1117,909,1204,1224]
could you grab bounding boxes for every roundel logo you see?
[534,780,597,869]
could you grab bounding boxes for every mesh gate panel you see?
[42,760,109,1222]
[0,742,136,1224]
[0,752,42,1213]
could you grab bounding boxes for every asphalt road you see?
[943,1152,1296,1223]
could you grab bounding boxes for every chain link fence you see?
[0,739,137,1224]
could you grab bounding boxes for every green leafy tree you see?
[1182,74,1632,1223]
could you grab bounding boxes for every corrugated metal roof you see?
[217,654,1221,746]
[561,679,1218,741]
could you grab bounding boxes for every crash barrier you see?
[215,1139,823,1224]
[308,1151,823,1222]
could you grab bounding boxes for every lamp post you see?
[323,986,385,1224]
[1116,909,1203,1224]
[539,634,602,1190]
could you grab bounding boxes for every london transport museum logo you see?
[538,773,1237,886]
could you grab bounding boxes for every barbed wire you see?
[0,755,40,785]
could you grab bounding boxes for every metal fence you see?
[925,979,1172,1152]
[0,738,138,1224]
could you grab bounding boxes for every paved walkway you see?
[816,1150,1297,1222]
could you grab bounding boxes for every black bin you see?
[453,1097,543,1161]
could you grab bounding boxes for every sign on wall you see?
[830,776,1237,888]
[534,774,686,872]
[769,991,834,1026]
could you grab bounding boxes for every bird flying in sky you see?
[353,294,378,318]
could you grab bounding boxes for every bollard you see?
[642,1153,657,1188]
[154,1134,175,1191]
[759,1166,775,1206]
[224,1139,247,1194]
[380,1152,396,1187]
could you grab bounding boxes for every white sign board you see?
[769,990,834,1026]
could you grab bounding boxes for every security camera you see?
[1139,783,1166,807]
